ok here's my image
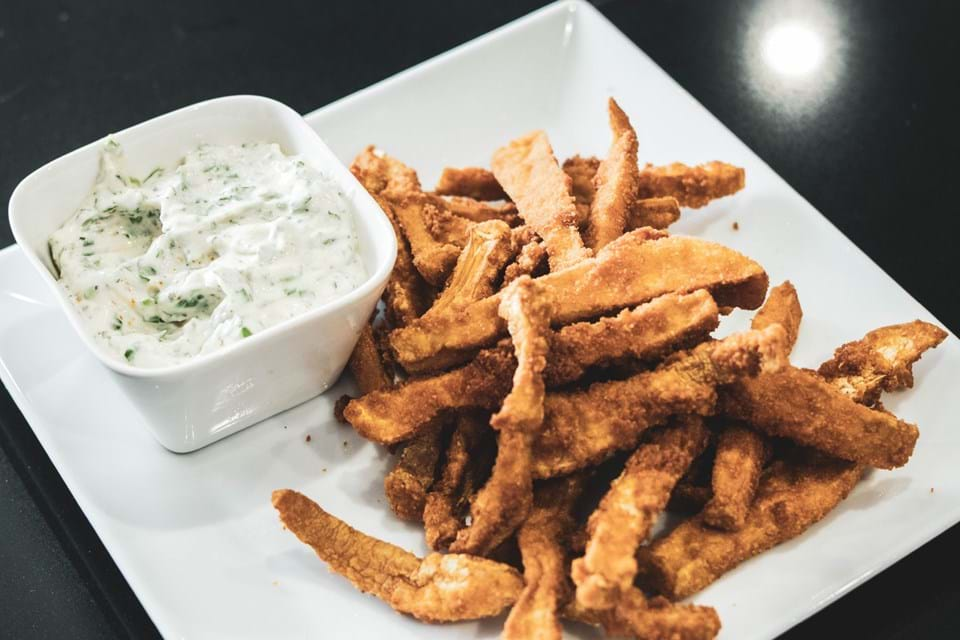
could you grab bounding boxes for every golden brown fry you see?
[440,195,519,225]
[435,166,508,201]
[350,147,433,325]
[563,155,600,227]
[502,235,547,287]
[751,281,802,351]
[701,281,800,531]
[637,455,863,600]
[818,320,947,405]
[383,424,444,522]
[701,423,769,531]
[720,366,919,469]
[572,416,710,610]
[637,161,746,209]
[347,291,721,444]
[391,193,464,287]
[565,589,721,640]
[428,220,514,314]
[450,277,552,555]
[503,475,584,640]
[491,130,593,271]
[423,412,492,550]
[347,324,393,395]
[627,196,682,230]
[390,229,769,374]
[533,325,787,478]
[585,98,640,250]
[272,490,523,622]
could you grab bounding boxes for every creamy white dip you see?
[49,140,367,368]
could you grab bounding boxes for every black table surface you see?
[1,1,958,638]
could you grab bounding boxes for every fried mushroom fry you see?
[441,195,519,225]
[272,489,523,622]
[572,416,710,610]
[435,166,509,201]
[566,589,721,640]
[750,281,802,350]
[627,196,682,230]
[390,230,769,374]
[346,291,721,444]
[428,219,514,314]
[383,424,444,522]
[563,155,601,226]
[637,161,746,209]
[585,98,640,250]
[450,277,552,555]
[503,475,585,640]
[347,324,393,395]
[491,130,593,271]
[391,193,464,287]
[818,320,947,405]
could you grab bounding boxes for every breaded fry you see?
[532,325,787,478]
[565,589,721,640]
[419,195,474,246]
[627,196,682,230]
[720,367,919,469]
[502,233,547,286]
[390,230,769,373]
[491,130,593,271]
[572,416,710,609]
[637,161,746,209]
[346,291,721,444]
[701,281,800,530]
[441,195,519,225]
[585,98,640,250]
[428,220,514,314]
[751,281,802,350]
[818,320,947,405]
[391,193,463,287]
[701,423,769,531]
[503,475,584,640]
[563,155,600,226]
[636,455,863,600]
[272,490,523,622]
[435,166,508,201]
[347,324,393,395]
[351,150,433,325]
[423,412,493,550]
[383,423,444,522]
[450,277,552,555]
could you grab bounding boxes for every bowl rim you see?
[7,94,397,380]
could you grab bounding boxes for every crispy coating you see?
[751,281,802,351]
[346,291,721,444]
[503,475,584,640]
[720,366,919,469]
[701,423,769,531]
[563,155,601,227]
[435,166,508,201]
[532,325,787,478]
[441,195,519,225]
[636,456,863,600]
[428,220,514,315]
[627,196,682,230]
[701,281,799,530]
[389,230,769,373]
[423,412,493,550]
[347,324,393,395]
[637,161,746,209]
[572,416,710,610]
[383,424,444,522]
[391,193,464,287]
[585,99,640,250]
[502,233,548,287]
[566,589,721,640]
[272,489,523,622]
[450,277,552,555]
[818,320,947,405]
[350,148,432,325]
[491,130,593,271]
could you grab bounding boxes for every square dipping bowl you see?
[8,95,397,452]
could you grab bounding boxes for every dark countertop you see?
[1,1,958,637]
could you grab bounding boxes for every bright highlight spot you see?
[762,22,825,76]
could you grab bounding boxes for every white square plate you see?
[1,2,957,638]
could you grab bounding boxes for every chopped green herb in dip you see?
[49,140,367,368]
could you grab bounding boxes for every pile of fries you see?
[272,99,946,639]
